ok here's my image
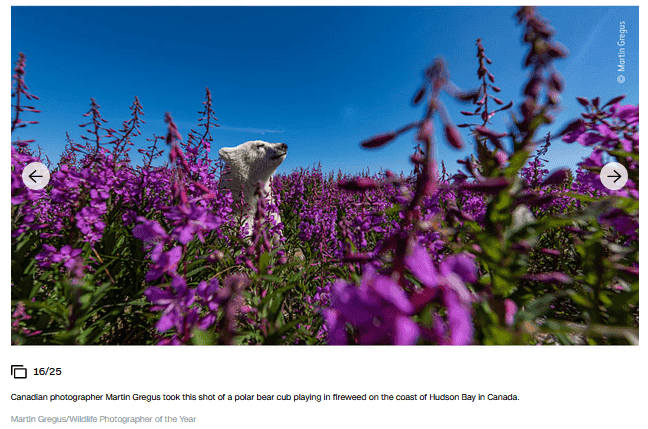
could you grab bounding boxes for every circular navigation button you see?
[22,162,50,190]
[600,162,628,191]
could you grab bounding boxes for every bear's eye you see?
[256,143,265,150]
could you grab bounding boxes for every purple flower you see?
[144,275,196,334]
[577,132,605,147]
[405,242,438,286]
[561,121,587,143]
[51,245,84,268]
[195,278,221,329]
[599,208,638,238]
[165,202,223,245]
[405,243,476,345]
[442,287,473,345]
[596,123,618,141]
[504,299,517,326]
[145,244,183,282]
[35,244,83,269]
[12,302,42,338]
[132,217,168,242]
[35,244,57,268]
[440,253,478,285]
[75,206,106,243]
[324,267,419,345]
[610,103,639,125]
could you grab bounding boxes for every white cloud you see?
[219,126,284,136]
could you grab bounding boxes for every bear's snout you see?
[272,143,288,158]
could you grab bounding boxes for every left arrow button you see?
[29,170,43,183]
[22,162,50,190]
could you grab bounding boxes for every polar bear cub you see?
[218,141,288,232]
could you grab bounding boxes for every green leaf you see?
[192,329,217,345]
[605,148,638,161]
[518,293,561,319]
[490,327,514,345]
[504,149,530,177]
[259,252,271,274]
[566,290,592,308]
[185,264,209,279]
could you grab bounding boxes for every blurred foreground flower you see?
[324,267,419,345]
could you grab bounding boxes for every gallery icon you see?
[600,162,628,191]
[11,365,27,379]
[22,162,51,190]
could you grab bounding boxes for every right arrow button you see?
[600,162,628,191]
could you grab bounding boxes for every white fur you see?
[219,140,288,232]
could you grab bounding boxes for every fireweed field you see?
[11,8,638,345]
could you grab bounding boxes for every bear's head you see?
[219,141,288,184]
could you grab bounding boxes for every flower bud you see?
[206,250,224,264]
[549,73,563,92]
[412,86,426,105]
[414,120,432,143]
[410,153,424,165]
[338,177,379,192]
[558,119,584,137]
[444,124,464,149]
[540,248,561,257]
[602,95,626,108]
[462,177,511,194]
[475,126,506,150]
[576,97,590,107]
[497,101,514,112]
[169,145,179,162]
[547,91,560,106]
[541,169,569,186]
[547,42,569,58]
[523,272,572,284]
[343,252,375,263]
[454,89,480,103]
[521,98,536,119]
[523,76,542,98]
[495,150,508,166]
[361,132,397,149]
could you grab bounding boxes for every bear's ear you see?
[219,147,232,160]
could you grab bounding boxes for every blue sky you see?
[11,6,639,177]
